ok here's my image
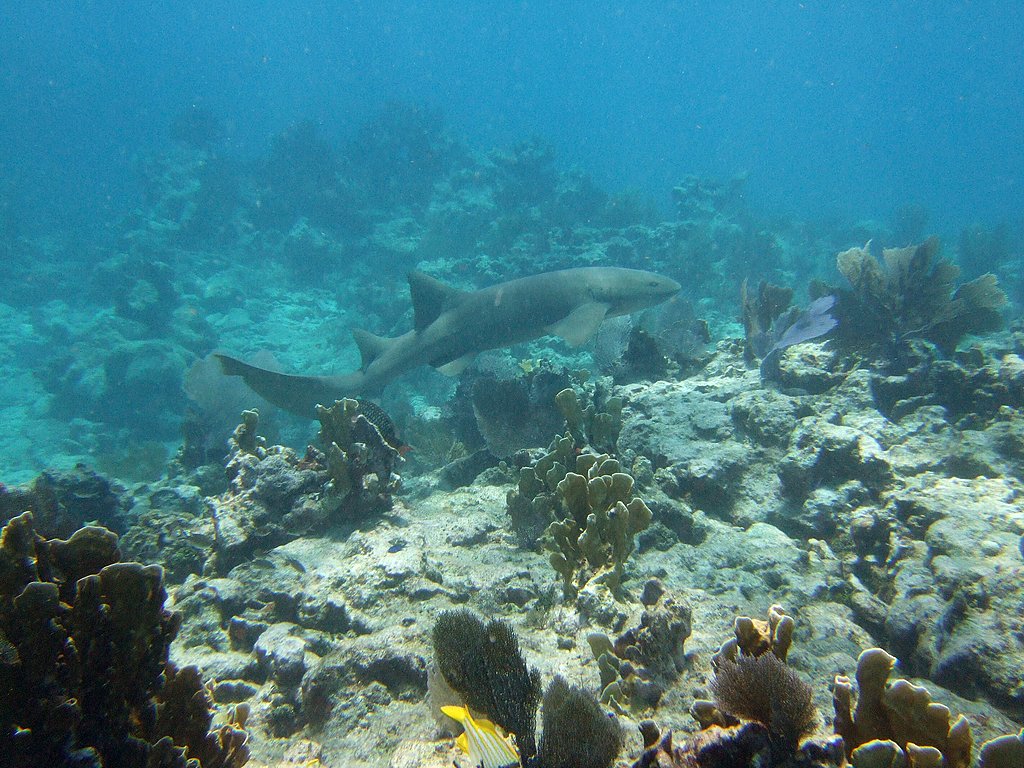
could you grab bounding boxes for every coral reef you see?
[690,606,819,750]
[631,724,845,768]
[587,580,692,712]
[0,511,248,768]
[431,608,623,768]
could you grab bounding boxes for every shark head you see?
[587,268,682,317]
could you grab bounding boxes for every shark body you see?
[216,266,681,416]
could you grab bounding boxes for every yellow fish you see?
[441,705,520,768]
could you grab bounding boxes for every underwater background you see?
[1,3,1023,768]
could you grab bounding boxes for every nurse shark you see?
[216,266,681,416]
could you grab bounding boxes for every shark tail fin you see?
[408,271,467,331]
[351,329,393,370]
[213,353,353,417]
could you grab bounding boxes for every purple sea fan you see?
[768,295,838,356]
[760,295,838,380]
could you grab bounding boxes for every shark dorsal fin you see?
[408,271,466,331]
[352,328,391,370]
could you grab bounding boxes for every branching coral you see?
[316,398,402,513]
[544,451,652,600]
[554,386,624,455]
[833,648,972,768]
[633,605,1023,768]
[588,582,692,712]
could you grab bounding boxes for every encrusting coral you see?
[0,511,248,768]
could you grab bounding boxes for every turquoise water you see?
[1,3,1021,481]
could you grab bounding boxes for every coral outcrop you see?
[210,406,402,572]
[587,580,692,712]
[0,511,248,768]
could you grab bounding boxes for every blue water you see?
[0,2,1022,483]
[3,2,1021,233]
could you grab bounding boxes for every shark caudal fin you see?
[214,354,355,417]
[408,271,468,331]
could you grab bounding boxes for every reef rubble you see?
[3,293,1024,767]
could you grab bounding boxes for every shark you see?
[215,266,681,416]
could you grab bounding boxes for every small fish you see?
[441,705,520,768]
[355,400,412,456]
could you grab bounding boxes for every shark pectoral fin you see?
[546,301,611,346]
[352,328,392,370]
[434,353,476,376]
[408,271,468,331]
